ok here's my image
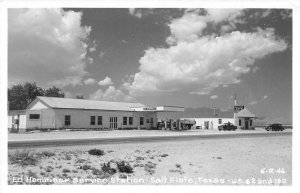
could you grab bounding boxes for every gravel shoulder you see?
[8,128,291,142]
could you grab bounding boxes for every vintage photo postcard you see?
[0,0,299,193]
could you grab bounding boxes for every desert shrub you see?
[37,150,55,157]
[88,148,105,156]
[119,173,127,179]
[160,153,168,157]
[133,163,144,167]
[91,167,111,179]
[101,162,117,175]
[76,158,86,163]
[116,160,134,173]
[136,156,145,161]
[27,170,38,178]
[45,166,54,172]
[169,164,185,174]
[144,161,157,175]
[91,167,102,175]
[64,154,72,160]
[169,168,185,174]
[8,150,39,166]
[145,150,151,154]
[79,165,91,171]
[25,170,44,185]
[62,168,71,173]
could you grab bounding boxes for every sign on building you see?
[234,105,244,112]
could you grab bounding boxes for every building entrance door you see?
[150,118,153,129]
[204,121,209,130]
[245,120,249,130]
[110,117,118,129]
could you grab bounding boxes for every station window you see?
[147,119,150,124]
[123,117,127,125]
[218,119,222,124]
[98,116,102,125]
[250,119,252,126]
[239,119,242,126]
[129,117,133,125]
[140,117,144,125]
[90,116,96,125]
[29,114,40,120]
[65,115,71,126]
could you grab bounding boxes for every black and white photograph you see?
[0,0,299,192]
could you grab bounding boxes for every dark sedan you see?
[265,124,285,131]
[218,122,237,131]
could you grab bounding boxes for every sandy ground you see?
[8,134,292,185]
[8,128,290,141]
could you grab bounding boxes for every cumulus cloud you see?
[206,8,244,23]
[89,40,97,52]
[98,76,114,86]
[167,9,244,44]
[84,78,96,85]
[280,9,292,19]
[248,101,258,105]
[128,8,142,18]
[124,9,287,96]
[128,8,154,19]
[8,8,92,87]
[89,46,96,52]
[248,95,268,105]
[99,51,105,59]
[210,95,218,99]
[89,86,136,102]
[261,9,272,18]
[125,28,287,96]
[167,12,207,43]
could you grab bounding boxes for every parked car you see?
[218,122,237,131]
[265,124,285,131]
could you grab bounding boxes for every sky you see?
[7,8,292,123]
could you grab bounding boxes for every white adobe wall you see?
[236,117,256,130]
[26,109,56,129]
[53,109,157,129]
[185,118,234,130]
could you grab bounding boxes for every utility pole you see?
[213,107,217,117]
[234,93,237,126]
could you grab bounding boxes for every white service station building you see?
[8,96,184,132]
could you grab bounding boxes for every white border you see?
[0,1,299,193]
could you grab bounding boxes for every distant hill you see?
[181,107,234,118]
